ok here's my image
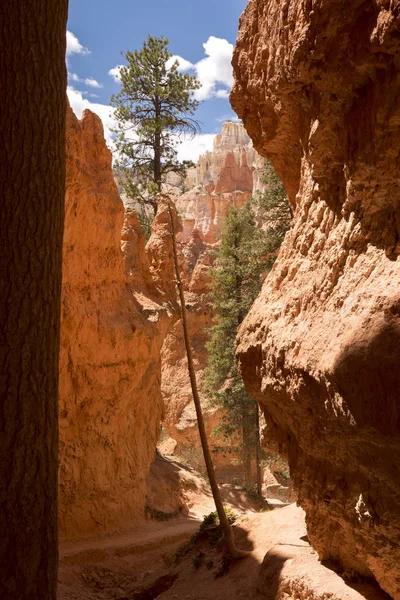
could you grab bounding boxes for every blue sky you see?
[67,0,247,160]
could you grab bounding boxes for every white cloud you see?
[176,133,216,163]
[66,31,90,57]
[215,89,230,99]
[82,91,101,98]
[166,55,194,73]
[166,39,234,101]
[193,37,233,101]
[85,77,103,88]
[215,113,241,122]
[67,86,116,144]
[108,65,124,82]
[108,36,233,102]
[68,72,103,89]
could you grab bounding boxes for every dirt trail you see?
[58,457,389,600]
[58,456,263,600]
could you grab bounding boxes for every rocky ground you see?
[58,454,388,600]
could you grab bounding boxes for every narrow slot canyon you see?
[1,1,399,600]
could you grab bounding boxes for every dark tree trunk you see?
[154,99,162,194]
[255,404,263,496]
[154,132,162,192]
[242,416,253,485]
[0,1,68,598]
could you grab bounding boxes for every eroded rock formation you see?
[231,1,400,596]
[185,120,255,190]
[177,121,260,242]
[59,108,178,538]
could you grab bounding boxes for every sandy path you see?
[58,457,388,600]
[161,505,389,600]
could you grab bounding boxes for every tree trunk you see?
[167,201,247,559]
[154,101,162,193]
[255,404,263,496]
[242,415,253,485]
[154,137,162,192]
[0,2,68,598]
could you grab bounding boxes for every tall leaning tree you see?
[111,35,200,218]
[0,2,68,599]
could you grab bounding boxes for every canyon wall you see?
[162,122,288,478]
[59,108,178,538]
[185,120,255,189]
[231,1,400,597]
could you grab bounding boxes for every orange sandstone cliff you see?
[231,1,400,597]
[59,108,179,538]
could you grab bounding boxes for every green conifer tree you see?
[205,203,265,484]
[253,160,293,269]
[205,161,292,487]
[111,35,201,219]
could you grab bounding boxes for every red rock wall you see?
[185,120,255,190]
[231,1,400,597]
[59,108,177,538]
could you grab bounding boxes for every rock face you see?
[177,121,260,243]
[59,108,178,538]
[231,2,400,597]
[161,234,216,451]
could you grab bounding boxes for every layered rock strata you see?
[185,120,255,190]
[59,108,178,538]
[177,121,261,243]
[177,150,253,243]
[232,1,400,597]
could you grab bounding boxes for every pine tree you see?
[111,35,201,218]
[253,160,293,269]
[205,161,292,487]
[205,203,265,484]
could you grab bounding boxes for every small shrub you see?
[200,508,238,531]
[174,508,239,564]
[242,483,269,504]
[145,504,182,521]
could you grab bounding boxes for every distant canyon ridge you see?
[121,120,266,243]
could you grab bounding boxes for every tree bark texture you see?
[242,418,253,485]
[255,406,262,496]
[0,2,68,598]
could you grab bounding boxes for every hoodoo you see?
[176,121,258,243]
[231,1,400,597]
